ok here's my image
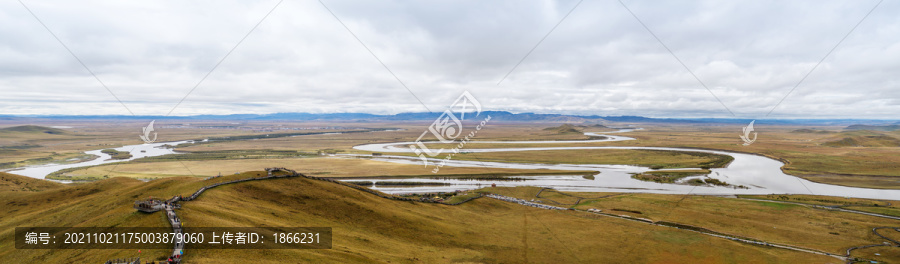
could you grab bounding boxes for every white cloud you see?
[0,0,898,118]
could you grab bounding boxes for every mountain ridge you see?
[2,112,899,125]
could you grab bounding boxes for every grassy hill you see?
[790,129,835,134]
[0,172,840,263]
[845,124,900,131]
[0,172,62,192]
[0,176,179,263]
[542,124,612,135]
[0,125,66,135]
[542,124,583,134]
[821,131,900,147]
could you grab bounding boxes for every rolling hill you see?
[0,172,833,263]
[543,124,613,135]
[821,132,900,147]
[542,124,583,134]
[845,124,900,131]
[0,172,62,192]
[791,129,835,134]
[0,125,66,135]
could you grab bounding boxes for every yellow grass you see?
[573,193,899,253]
[57,157,589,179]
[0,172,63,192]
[8,122,896,188]
[394,149,732,169]
[0,172,846,263]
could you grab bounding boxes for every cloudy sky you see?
[1,0,897,118]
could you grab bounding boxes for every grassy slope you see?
[821,132,900,147]
[542,124,584,134]
[181,176,837,264]
[0,172,63,192]
[0,125,67,134]
[0,173,838,263]
[0,172,281,263]
[1,177,180,263]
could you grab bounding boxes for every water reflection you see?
[7,140,193,179]
[352,130,900,200]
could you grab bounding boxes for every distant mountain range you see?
[0,125,67,134]
[844,124,900,131]
[2,111,899,126]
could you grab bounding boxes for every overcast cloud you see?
[1,0,898,118]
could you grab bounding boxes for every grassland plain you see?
[740,194,900,217]
[388,149,734,170]
[631,169,713,184]
[0,122,363,168]
[3,119,899,262]
[372,124,900,189]
[52,157,593,180]
[50,148,730,181]
[575,125,900,188]
[572,194,896,254]
[171,122,898,188]
[487,187,900,263]
[1,172,843,263]
[6,121,899,188]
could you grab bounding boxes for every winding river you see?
[352,129,900,200]
[6,140,193,179]
[7,128,899,200]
